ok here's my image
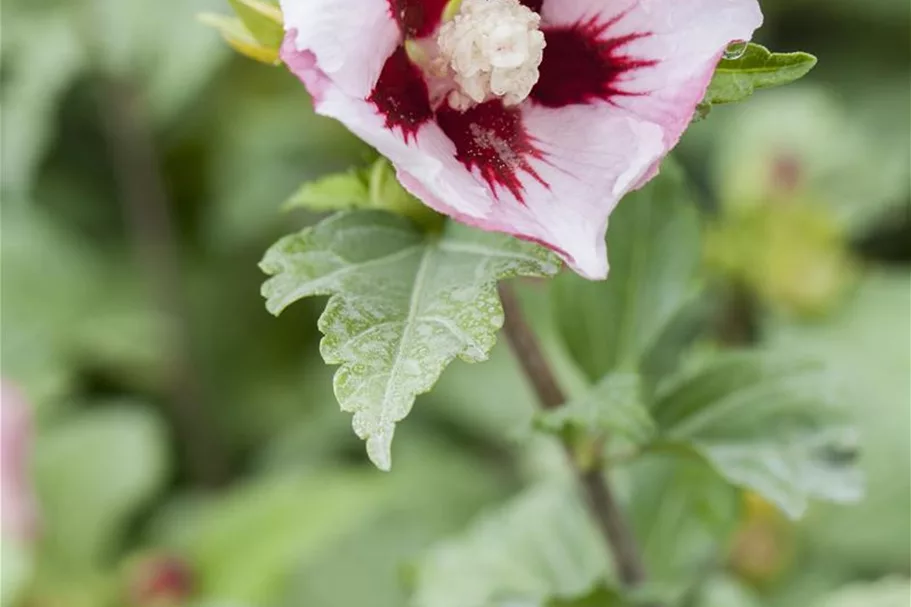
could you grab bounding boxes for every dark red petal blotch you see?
[436,100,546,202]
[388,0,450,38]
[531,16,658,108]
[519,0,543,12]
[369,46,434,141]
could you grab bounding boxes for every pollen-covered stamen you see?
[436,0,545,110]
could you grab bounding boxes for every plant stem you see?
[101,78,228,487]
[498,283,648,588]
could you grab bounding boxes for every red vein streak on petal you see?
[531,15,658,108]
[369,46,434,142]
[388,0,449,38]
[436,100,547,203]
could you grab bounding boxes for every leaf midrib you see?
[714,62,814,76]
[379,240,437,417]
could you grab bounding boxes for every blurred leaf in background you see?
[767,272,911,576]
[412,482,610,607]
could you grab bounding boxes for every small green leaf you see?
[411,484,610,607]
[366,158,443,228]
[284,169,371,212]
[704,43,818,107]
[552,160,701,383]
[284,159,443,229]
[650,353,863,519]
[198,13,280,65]
[261,211,558,469]
[227,0,283,49]
[535,373,654,446]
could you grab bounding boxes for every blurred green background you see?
[1,1,908,606]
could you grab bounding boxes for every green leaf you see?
[547,586,628,606]
[1,540,32,607]
[197,12,280,64]
[283,435,510,607]
[767,272,910,569]
[1,207,168,408]
[552,160,701,382]
[33,405,170,568]
[814,578,911,607]
[154,471,388,604]
[411,484,610,607]
[285,159,443,229]
[704,43,818,107]
[260,211,559,469]
[284,169,371,212]
[227,0,283,49]
[0,12,85,197]
[691,575,761,607]
[650,353,863,519]
[626,455,740,592]
[535,373,654,447]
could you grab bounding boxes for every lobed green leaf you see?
[651,352,863,519]
[261,211,558,469]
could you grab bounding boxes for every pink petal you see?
[280,37,331,105]
[279,0,402,98]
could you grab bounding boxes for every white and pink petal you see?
[532,0,763,145]
[398,101,666,278]
[280,0,402,98]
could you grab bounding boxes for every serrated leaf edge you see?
[261,213,559,470]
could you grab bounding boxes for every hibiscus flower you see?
[279,0,762,279]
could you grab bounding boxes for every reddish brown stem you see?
[499,283,647,587]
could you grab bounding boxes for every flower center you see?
[435,0,545,110]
